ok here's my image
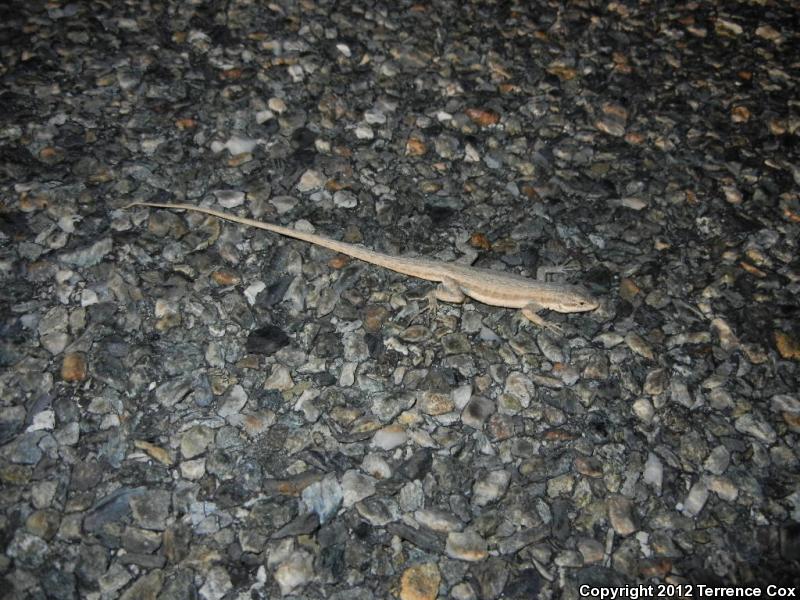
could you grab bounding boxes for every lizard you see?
[125,202,599,332]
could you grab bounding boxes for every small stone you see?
[771,394,800,414]
[371,424,407,450]
[755,24,781,41]
[707,476,738,502]
[246,325,291,356]
[264,365,294,391]
[632,398,654,423]
[356,497,399,526]
[682,480,709,517]
[774,331,800,360]
[212,189,244,208]
[354,124,374,139]
[244,281,266,305]
[399,563,440,600]
[26,409,55,432]
[704,445,730,475]
[472,470,511,506]
[341,470,377,507]
[25,509,61,540]
[419,391,454,416]
[446,530,488,562]
[99,563,132,596]
[735,413,777,444]
[274,551,314,596]
[333,190,358,208]
[595,102,628,137]
[268,97,287,113]
[451,583,478,600]
[180,458,205,480]
[59,237,113,267]
[405,137,427,156]
[625,332,654,360]
[130,490,171,530]
[578,537,605,563]
[504,372,534,406]
[608,494,636,536]
[296,169,323,192]
[399,325,432,343]
[361,454,392,479]
[441,332,471,354]
[61,352,87,382]
[465,107,500,127]
[547,473,575,497]
[461,396,495,429]
[574,456,603,478]
[731,105,751,123]
[301,473,343,524]
[181,425,214,459]
[414,508,463,533]
[364,306,390,332]
[120,570,165,600]
[224,134,257,155]
[133,440,173,466]
[670,379,694,408]
[643,453,663,495]
[643,368,668,395]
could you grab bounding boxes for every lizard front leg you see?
[520,302,563,335]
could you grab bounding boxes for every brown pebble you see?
[619,278,641,301]
[399,563,440,600]
[364,306,389,332]
[464,108,500,127]
[134,440,174,466]
[739,261,766,278]
[731,105,751,123]
[405,137,427,156]
[62,352,88,382]
[468,232,491,250]
[774,331,800,361]
[175,118,197,130]
[546,63,577,80]
[211,270,240,286]
[543,429,578,441]
[640,558,672,578]
[574,456,603,478]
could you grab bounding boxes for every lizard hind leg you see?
[520,303,563,335]
[423,277,467,315]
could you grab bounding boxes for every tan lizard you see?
[125,202,599,332]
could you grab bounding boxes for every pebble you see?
[61,352,87,381]
[445,531,488,562]
[414,508,463,533]
[371,424,407,450]
[735,413,777,445]
[608,495,636,537]
[301,473,343,524]
[340,470,377,508]
[399,563,440,600]
[181,426,215,459]
[274,551,314,596]
[472,471,511,506]
[682,480,709,517]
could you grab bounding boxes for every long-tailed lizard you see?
[125,202,599,332]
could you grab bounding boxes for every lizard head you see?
[559,286,600,313]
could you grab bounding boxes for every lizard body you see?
[126,202,599,331]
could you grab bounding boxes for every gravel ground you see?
[1,1,799,598]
